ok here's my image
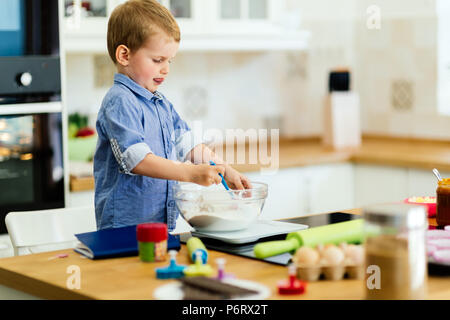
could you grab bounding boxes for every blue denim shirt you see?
[94,73,201,231]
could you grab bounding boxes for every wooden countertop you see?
[70,135,450,191]
[0,209,449,300]
[230,135,450,173]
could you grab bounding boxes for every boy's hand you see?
[188,164,225,187]
[223,165,252,190]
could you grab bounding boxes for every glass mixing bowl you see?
[173,182,268,232]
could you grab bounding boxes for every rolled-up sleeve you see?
[102,96,153,174]
[169,102,204,162]
[175,130,204,161]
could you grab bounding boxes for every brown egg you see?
[322,245,345,266]
[344,244,364,265]
[294,246,320,266]
[316,243,325,255]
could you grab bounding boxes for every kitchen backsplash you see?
[65,51,322,137]
[64,0,450,140]
[353,0,450,139]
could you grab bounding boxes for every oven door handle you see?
[0,102,63,115]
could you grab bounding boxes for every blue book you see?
[74,225,180,260]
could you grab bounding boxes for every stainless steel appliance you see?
[0,0,64,233]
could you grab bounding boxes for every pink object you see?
[215,258,234,281]
[48,253,69,261]
[433,250,450,263]
[427,245,437,257]
[404,197,436,217]
[428,238,450,249]
[426,229,450,239]
[445,226,450,232]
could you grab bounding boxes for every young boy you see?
[94,0,251,231]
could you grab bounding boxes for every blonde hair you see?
[107,0,180,64]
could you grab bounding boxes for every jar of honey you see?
[436,178,450,226]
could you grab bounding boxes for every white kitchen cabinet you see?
[354,164,409,207]
[179,0,310,52]
[245,167,308,220]
[245,163,354,220]
[407,168,438,198]
[157,0,203,34]
[354,165,450,208]
[61,0,114,53]
[307,163,354,214]
[205,0,284,36]
[407,168,450,198]
[61,0,309,53]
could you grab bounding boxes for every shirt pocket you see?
[112,187,142,228]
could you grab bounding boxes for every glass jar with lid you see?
[363,203,428,300]
[436,178,450,226]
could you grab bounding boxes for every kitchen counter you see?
[0,209,449,300]
[70,135,450,192]
[230,135,450,173]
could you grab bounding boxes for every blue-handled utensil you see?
[209,161,240,203]
[209,161,230,191]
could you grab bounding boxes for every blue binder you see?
[74,225,181,260]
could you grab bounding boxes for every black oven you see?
[0,0,64,233]
[0,0,61,104]
[0,113,65,233]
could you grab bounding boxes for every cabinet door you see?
[245,167,307,220]
[63,0,110,36]
[407,169,437,198]
[307,163,355,214]
[206,0,285,35]
[354,164,409,207]
[158,0,203,34]
[408,168,450,198]
[64,0,109,18]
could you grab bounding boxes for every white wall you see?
[64,0,450,140]
[353,0,450,140]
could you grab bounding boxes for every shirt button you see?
[168,200,175,207]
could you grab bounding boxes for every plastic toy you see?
[156,250,187,279]
[215,258,234,281]
[186,237,208,264]
[183,251,214,277]
[277,264,307,295]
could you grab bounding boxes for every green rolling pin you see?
[254,219,364,259]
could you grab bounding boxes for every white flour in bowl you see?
[179,196,260,232]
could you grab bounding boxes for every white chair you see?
[5,206,97,256]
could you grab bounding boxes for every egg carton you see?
[293,243,365,281]
[296,263,364,281]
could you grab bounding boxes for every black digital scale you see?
[181,212,359,266]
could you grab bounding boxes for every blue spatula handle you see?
[209,161,230,190]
